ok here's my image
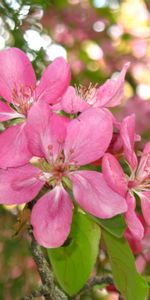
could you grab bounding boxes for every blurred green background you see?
[1,0,150,299]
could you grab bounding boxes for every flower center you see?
[51,152,69,181]
[32,151,78,187]
[75,83,97,105]
[12,85,35,116]
[128,176,150,194]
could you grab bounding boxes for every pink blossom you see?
[125,217,150,273]
[102,115,150,240]
[0,47,70,168]
[59,62,130,114]
[0,103,127,248]
[102,152,144,240]
[125,214,146,255]
[107,114,140,162]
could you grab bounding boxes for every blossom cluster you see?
[0,47,149,250]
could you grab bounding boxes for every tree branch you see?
[21,286,49,300]
[80,275,113,294]
[21,230,67,300]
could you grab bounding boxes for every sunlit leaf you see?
[48,211,101,296]
[97,214,126,238]
[103,230,149,300]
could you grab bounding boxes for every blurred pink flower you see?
[131,39,148,58]
[116,96,150,134]
[0,47,70,168]
[0,103,127,248]
[125,216,150,273]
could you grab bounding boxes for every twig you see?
[21,285,49,299]
[80,275,114,294]
[21,230,67,300]
[80,276,124,299]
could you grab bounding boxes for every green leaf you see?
[103,230,149,300]
[48,212,101,296]
[96,214,126,238]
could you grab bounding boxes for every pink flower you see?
[0,47,70,168]
[125,214,146,255]
[0,103,127,248]
[125,217,150,273]
[58,62,130,114]
[102,115,150,240]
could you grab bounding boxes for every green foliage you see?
[0,208,39,300]
[103,230,149,300]
[48,211,101,296]
[97,214,126,238]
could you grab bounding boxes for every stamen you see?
[75,83,98,104]
[31,151,80,188]
[11,85,35,116]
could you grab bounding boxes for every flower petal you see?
[31,186,73,248]
[0,101,23,121]
[140,192,150,226]
[26,102,69,160]
[136,142,150,182]
[120,114,137,170]
[61,86,89,113]
[0,122,32,168]
[0,47,36,103]
[70,170,127,219]
[95,62,130,108]
[125,193,144,240]
[102,153,128,197]
[64,108,113,165]
[0,164,44,204]
[125,230,143,255]
[136,255,146,273]
[36,57,71,104]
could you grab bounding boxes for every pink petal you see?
[142,141,150,155]
[95,62,130,108]
[26,102,69,160]
[36,57,71,104]
[0,101,23,121]
[0,48,36,103]
[109,132,123,154]
[120,114,137,170]
[70,170,127,219]
[140,192,150,226]
[136,142,150,182]
[31,186,73,248]
[136,255,146,273]
[51,102,62,111]
[61,86,89,113]
[125,230,143,255]
[0,164,44,205]
[125,193,144,240]
[64,108,113,165]
[102,153,128,197]
[0,122,32,168]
